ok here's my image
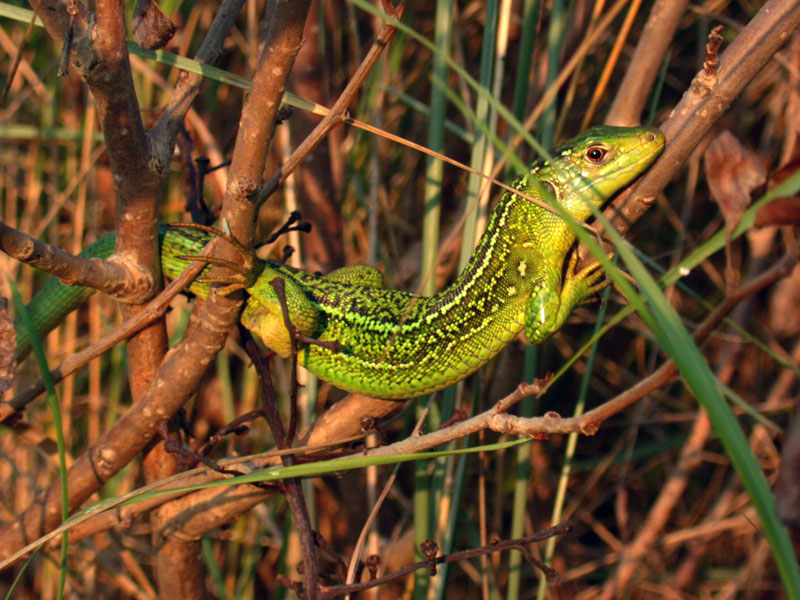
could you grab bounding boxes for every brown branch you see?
[88,0,164,312]
[245,333,321,598]
[602,0,800,241]
[605,0,689,127]
[27,1,205,590]
[0,436,366,562]
[96,0,188,569]
[0,220,139,298]
[318,524,571,598]
[256,0,407,205]
[150,0,247,166]
[0,239,219,420]
[150,1,311,595]
[0,0,311,568]
[28,0,89,48]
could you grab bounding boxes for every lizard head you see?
[528,125,665,221]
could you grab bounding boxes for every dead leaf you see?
[0,298,15,393]
[755,196,800,227]
[704,130,767,232]
[132,0,177,51]
[704,130,767,291]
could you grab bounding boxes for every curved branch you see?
[0,220,141,297]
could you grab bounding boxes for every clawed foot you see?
[564,250,612,305]
[170,222,260,296]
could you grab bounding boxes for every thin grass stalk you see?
[380,84,473,142]
[510,0,540,129]
[430,448,469,600]
[362,52,389,576]
[646,51,670,126]
[2,550,40,600]
[539,0,566,144]
[579,0,643,129]
[367,54,386,266]
[457,0,500,264]
[216,350,237,426]
[553,0,605,141]
[415,1,454,596]
[506,5,541,597]
[414,397,437,598]
[535,282,612,599]
[9,280,69,599]
[201,535,228,599]
[61,115,87,441]
[509,6,567,593]
[505,346,537,600]
[419,0,453,297]
[428,1,504,595]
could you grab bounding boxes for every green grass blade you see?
[576,210,800,598]
[416,0,454,595]
[536,280,612,598]
[3,548,40,600]
[9,278,69,600]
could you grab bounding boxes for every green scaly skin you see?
[15,125,664,400]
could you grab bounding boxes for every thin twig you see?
[256,0,407,205]
[270,277,301,444]
[319,524,572,598]
[244,331,321,598]
[150,0,247,165]
[0,4,39,107]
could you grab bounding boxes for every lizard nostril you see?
[646,132,656,142]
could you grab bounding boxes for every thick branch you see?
[603,0,800,239]
[0,220,138,297]
[0,0,311,564]
[605,0,689,126]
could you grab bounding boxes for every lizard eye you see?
[585,145,608,163]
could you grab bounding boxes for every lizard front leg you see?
[524,251,607,345]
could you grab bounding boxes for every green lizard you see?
[15,125,664,399]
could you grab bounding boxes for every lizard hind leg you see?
[241,268,319,358]
[324,265,385,288]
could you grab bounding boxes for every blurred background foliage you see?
[1,0,800,598]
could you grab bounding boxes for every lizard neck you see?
[437,191,575,301]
